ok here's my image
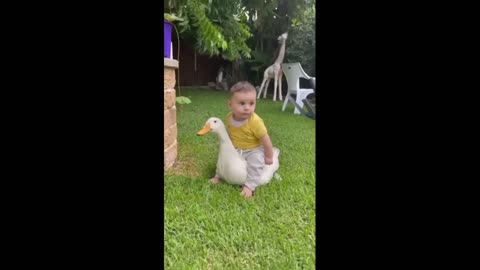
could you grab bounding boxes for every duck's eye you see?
[214,120,217,123]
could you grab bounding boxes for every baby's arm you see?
[261,134,274,165]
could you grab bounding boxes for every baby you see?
[210,81,276,198]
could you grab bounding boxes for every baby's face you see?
[228,90,256,121]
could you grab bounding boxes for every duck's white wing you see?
[258,147,280,185]
[216,150,247,185]
[222,163,248,185]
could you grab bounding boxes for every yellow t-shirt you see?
[226,112,268,149]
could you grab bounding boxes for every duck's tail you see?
[273,147,280,159]
[259,147,281,184]
[272,147,281,180]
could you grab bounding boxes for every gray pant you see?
[237,146,265,191]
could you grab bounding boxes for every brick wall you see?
[164,58,179,168]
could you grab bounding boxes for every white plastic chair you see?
[281,63,315,114]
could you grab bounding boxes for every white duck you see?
[197,117,280,186]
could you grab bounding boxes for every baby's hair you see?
[229,81,256,98]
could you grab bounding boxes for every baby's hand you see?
[241,185,253,198]
[264,156,273,165]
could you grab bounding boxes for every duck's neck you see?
[216,128,236,151]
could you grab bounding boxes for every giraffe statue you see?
[257,32,288,101]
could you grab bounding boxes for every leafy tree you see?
[165,0,252,61]
[285,4,316,75]
[165,0,316,83]
[241,0,314,84]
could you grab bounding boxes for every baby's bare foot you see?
[240,186,253,198]
[210,176,220,184]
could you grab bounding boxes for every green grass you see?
[164,87,316,269]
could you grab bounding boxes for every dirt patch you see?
[164,154,202,178]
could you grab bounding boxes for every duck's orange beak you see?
[197,123,211,136]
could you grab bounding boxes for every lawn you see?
[164,87,316,269]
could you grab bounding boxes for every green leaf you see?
[176,96,192,105]
[164,13,184,22]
